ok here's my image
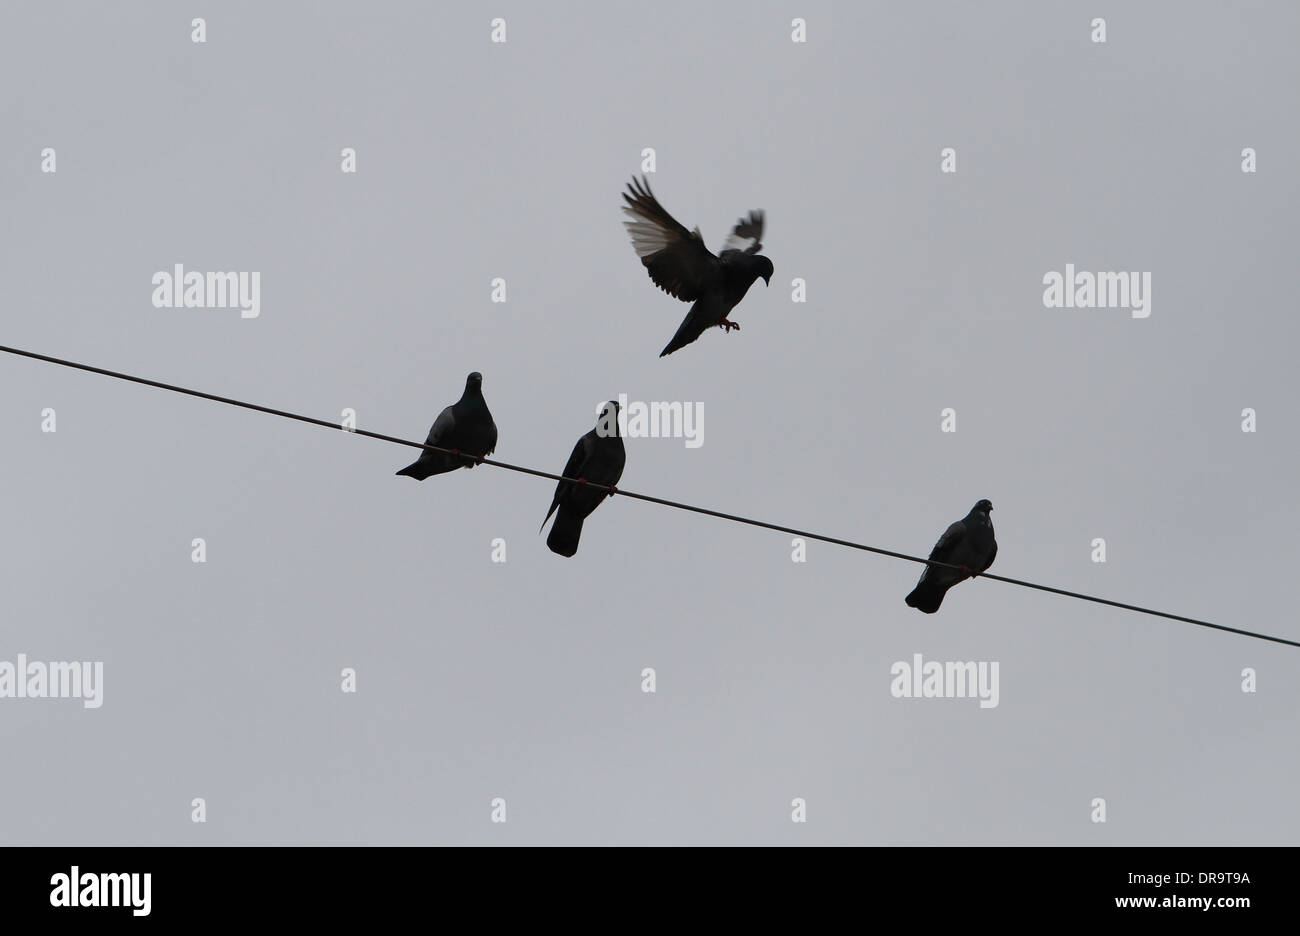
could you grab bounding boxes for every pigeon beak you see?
[762,274,771,286]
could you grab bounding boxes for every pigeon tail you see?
[546,510,585,558]
[659,334,692,357]
[395,456,457,480]
[905,582,948,614]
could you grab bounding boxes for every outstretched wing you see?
[718,209,764,256]
[622,176,719,302]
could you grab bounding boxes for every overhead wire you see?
[3,344,1294,648]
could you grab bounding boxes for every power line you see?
[3,343,1295,649]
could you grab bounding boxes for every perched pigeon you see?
[540,401,626,557]
[621,175,773,357]
[395,372,498,480]
[905,499,997,614]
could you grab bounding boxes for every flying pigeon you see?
[905,499,997,613]
[540,401,627,557]
[395,372,498,480]
[621,175,773,357]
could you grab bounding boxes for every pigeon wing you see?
[622,176,719,301]
[425,404,456,447]
[540,433,592,533]
[930,520,966,561]
[980,537,997,574]
[718,209,764,256]
[479,408,499,458]
[916,519,966,584]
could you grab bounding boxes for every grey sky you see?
[1,1,1297,845]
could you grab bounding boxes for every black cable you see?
[4,344,1294,648]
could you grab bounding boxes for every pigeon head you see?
[756,255,774,286]
[595,400,622,438]
[974,499,993,513]
[461,372,486,401]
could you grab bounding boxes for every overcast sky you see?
[2,0,1297,845]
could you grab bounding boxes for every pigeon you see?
[540,401,627,557]
[905,500,997,614]
[395,372,498,480]
[621,175,773,357]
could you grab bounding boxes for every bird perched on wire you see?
[905,500,997,613]
[540,401,626,557]
[395,372,498,480]
[621,175,773,357]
